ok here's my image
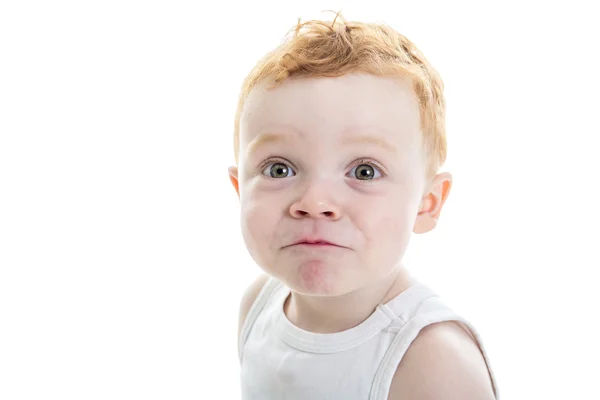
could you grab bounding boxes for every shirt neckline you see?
[273,281,434,353]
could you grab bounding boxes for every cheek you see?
[241,200,270,247]
[359,197,417,253]
[240,188,284,258]
[367,214,411,242]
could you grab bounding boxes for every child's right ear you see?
[228,166,240,197]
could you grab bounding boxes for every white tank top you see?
[239,277,499,399]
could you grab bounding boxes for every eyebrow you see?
[344,135,398,153]
[246,133,288,156]
[246,132,398,155]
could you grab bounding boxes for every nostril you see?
[290,207,338,219]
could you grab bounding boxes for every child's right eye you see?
[261,161,296,178]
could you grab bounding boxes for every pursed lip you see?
[282,237,347,249]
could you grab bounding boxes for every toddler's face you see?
[231,73,429,296]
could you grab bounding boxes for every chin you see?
[281,259,355,297]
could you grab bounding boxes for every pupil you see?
[271,163,288,177]
[356,165,373,180]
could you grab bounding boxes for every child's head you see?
[229,13,452,296]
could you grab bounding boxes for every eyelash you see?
[259,158,386,180]
[259,157,294,171]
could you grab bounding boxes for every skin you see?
[230,72,496,399]
[229,72,451,333]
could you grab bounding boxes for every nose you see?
[289,184,342,220]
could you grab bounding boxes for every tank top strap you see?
[238,276,283,362]
[368,306,499,399]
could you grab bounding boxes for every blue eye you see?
[349,163,382,180]
[262,161,296,178]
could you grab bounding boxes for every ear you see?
[413,172,452,234]
[228,165,240,197]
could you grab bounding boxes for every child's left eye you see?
[348,163,383,180]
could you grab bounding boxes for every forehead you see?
[239,73,423,154]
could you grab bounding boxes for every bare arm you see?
[388,321,496,400]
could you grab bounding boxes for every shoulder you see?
[237,273,270,344]
[388,320,496,400]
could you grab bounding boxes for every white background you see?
[1,1,598,399]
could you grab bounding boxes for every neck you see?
[283,265,417,333]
